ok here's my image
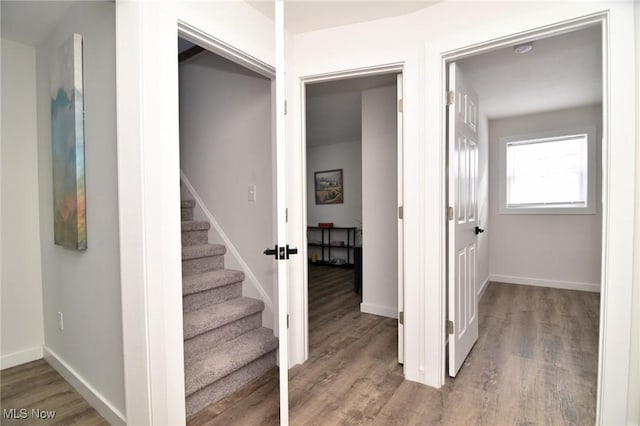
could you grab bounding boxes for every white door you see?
[397,73,405,364]
[274,1,290,423]
[447,62,480,377]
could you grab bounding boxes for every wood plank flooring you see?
[0,359,107,425]
[189,267,599,425]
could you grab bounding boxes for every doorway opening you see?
[176,35,282,420]
[445,23,603,422]
[302,71,405,365]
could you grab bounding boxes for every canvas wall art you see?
[315,169,344,204]
[50,33,87,250]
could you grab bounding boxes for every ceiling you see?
[1,1,74,46]
[246,1,438,34]
[306,73,396,146]
[457,25,602,120]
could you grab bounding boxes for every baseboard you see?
[1,346,43,370]
[360,302,397,319]
[180,172,274,317]
[489,274,600,293]
[477,276,490,300]
[43,347,126,425]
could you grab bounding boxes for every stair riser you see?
[181,207,194,221]
[183,283,242,313]
[182,255,224,276]
[182,230,208,246]
[186,351,277,417]
[184,313,262,366]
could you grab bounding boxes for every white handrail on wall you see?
[180,171,274,314]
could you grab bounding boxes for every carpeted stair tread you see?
[183,297,264,340]
[182,244,226,261]
[182,199,196,208]
[185,327,278,396]
[183,269,244,296]
[182,220,210,232]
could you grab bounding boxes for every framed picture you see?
[314,169,344,204]
[51,33,87,251]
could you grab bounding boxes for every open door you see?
[397,73,405,364]
[447,62,480,377]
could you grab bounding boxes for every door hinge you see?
[287,314,289,328]
[398,205,403,219]
[285,208,288,223]
[398,311,404,325]
[447,320,454,334]
[398,98,403,113]
[447,206,454,221]
[284,100,287,115]
[447,90,455,106]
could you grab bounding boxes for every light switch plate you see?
[248,185,256,201]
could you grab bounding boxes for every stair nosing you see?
[183,297,264,340]
[182,269,244,296]
[182,243,226,261]
[184,328,277,396]
[181,220,210,232]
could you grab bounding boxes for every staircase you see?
[181,199,278,417]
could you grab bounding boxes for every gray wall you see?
[35,1,124,414]
[361,83,397,317]
[488,105,602,288]
[179,52,275,327]
[306,140,362,237]
[1,38,45,368]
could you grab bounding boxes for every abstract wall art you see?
[50,33,87,250]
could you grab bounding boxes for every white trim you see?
[178,20,274,79]
[499,126,597,215]
[1,347,43,370]
[180,172,274,313]
[428,7,636,424]
[477,277,490,299]
[360,303,397,319]
[297,64,405,372]
[43,347,126,425]
[489,274,600,293]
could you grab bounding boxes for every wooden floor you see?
[189,266,600,425]
[0,359,107,425]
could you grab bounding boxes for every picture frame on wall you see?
[314,169,344,205]
[50,33,87,251]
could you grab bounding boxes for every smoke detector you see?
[513,42,534,54]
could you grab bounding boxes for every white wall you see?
[179,52,275,328]
[1,38,45,369]
[306,141,362,230]
[629,2,640,423]
[477,111,490,295]
[488,105,602,292]
[36,2,124,421]
[361,84,397,318]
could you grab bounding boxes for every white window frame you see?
[499,126,597,215]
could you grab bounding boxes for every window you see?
[500,127,596,214]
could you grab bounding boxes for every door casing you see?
[298,64,405,367]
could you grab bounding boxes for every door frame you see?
[298,63,405,365]
[116,2,278,423]
[430,10,635,424]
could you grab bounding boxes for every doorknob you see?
[264,245,278,260]
[285,245,298,259]
[475,226,485,235]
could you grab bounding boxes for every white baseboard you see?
[489,274,600,293]
[1,346,43,370]
[360,302,397,319]
[477,277,490,300]
[43,347,126,425]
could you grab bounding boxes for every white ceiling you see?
[1,1,74,46]
[246,1,438,34]
[457,25,602,120]
[306,73,396,146]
